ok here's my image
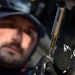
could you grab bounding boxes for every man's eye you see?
[0,23,16,28]
[25,30,33,37]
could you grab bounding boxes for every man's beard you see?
[0,42,28,68]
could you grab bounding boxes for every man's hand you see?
[55,0,75,10]
[53,44,72,71]
[66,0,75,10]
[45,44,72,75]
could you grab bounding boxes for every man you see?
[0,0,46,75]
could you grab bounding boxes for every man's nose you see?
[12,29,22,44]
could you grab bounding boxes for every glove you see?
[53,44,72,71]
[66,50,75,75]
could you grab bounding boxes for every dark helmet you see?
[0,0,46,38]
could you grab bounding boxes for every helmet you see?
[7,0,31,13]
[0,0,46,38]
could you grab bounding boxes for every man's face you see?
[0,15,38,68]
